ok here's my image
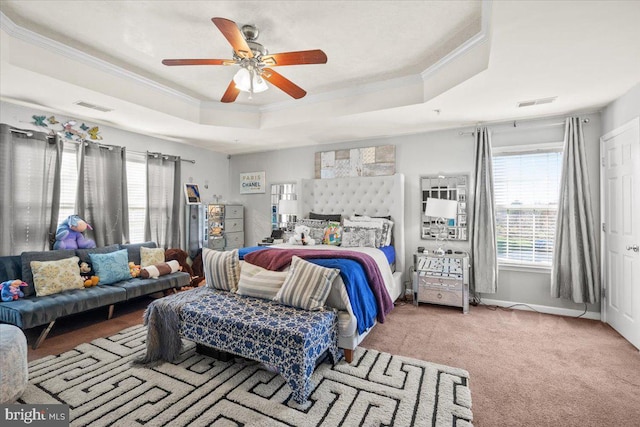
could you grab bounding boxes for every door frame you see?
[599,116,640,323]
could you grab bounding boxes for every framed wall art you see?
[240,171,266,194]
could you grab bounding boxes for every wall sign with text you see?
[240,171,266,194]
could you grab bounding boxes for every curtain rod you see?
[60,133,196,164]
[458,117,590,136]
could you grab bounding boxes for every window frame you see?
[492,142,564,272]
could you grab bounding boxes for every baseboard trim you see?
[480,298,602,321]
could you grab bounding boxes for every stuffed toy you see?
[165,248,204,287]
[79,262,99,287]
[288,224,316,246]
[53,215,96,250]
[129,262,141,278]
[1,280,28,302]
[141,260,181,279]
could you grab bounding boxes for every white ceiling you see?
[1,1,640,155]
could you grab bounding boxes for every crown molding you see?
[421,0,492,81]
[0,11,201,106]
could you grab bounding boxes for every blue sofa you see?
[0,242,190,349]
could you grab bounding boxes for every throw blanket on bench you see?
[244,248,393,322]
[134,287,207,365]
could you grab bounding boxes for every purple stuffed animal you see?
[53,215,96,250]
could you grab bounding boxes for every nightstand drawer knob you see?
[437,293,442,299]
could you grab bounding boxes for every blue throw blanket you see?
[308,258,377,334]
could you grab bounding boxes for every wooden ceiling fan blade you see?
[262,68,307,99]
[212,17,253,59]
[162,59,234,66]
[221,80,240,103]
[261,50,328,66]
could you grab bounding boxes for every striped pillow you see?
[203,248,240,292]
[275,256,339,310]
[237,262,288,300]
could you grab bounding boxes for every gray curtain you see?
[471,127,498,294]
[551,117,600,304]
[76,142,129,246]
[145,153,181,248]
[0,124,62,255]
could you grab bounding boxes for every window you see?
[493,146,563,266]
[57,145,147,243]
[126,153,147,243]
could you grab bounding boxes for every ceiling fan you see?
[162,17,328,103]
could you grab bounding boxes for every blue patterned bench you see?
[179,290,339,404]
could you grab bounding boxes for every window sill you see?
[498,262,551,274]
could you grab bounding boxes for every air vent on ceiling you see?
[517,96,557,108]
[74,101,113,112]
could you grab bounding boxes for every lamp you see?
[233,67,268,99]
[278,199,298,231]
[425,197,458,256]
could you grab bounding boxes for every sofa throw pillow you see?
[31,256,85,297]
[119,241,157,266]
[237,262,289,300]
[274,256,339,311]
[89,249,131,285]
[21,249,76,297]
[140,246,165,267]
[203,248,240,292]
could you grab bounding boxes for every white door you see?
[601,117,640,350]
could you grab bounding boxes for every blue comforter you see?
[239,246,378,334]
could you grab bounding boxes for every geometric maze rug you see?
[20,325,473,426]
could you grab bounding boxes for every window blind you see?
[493,150,562,265]
[126,152,147,243]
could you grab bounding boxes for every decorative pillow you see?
[295,219,327,242]
[203,248,240,292]
[119,241,157,265]
[237,262,289,300]
[89,249,131,285]
[140,246,165,267]
[309,212,342,222]
[30,256,85,297]
[21,249,76,296]
[141,260,180,279]
[323,221,342,246]
[341,228,377,248]
[343,218,384,247]
[274,256,339,310]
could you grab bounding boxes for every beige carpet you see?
[26,296,640,427]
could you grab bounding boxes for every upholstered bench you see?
[179,291,340,404]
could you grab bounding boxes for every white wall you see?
[602,83,640,134]
[0,100,230,247]
[229,113,603,314]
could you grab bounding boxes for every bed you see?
[288,173,406,354]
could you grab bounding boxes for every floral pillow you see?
[31,256,85,297]
[296,219,327,242]
[140,246,165,267]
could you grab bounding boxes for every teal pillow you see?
[89,249,131,285]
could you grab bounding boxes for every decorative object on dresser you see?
[21,325,473,426]
[424,197,459,256]
[207,204,244,251]
[414,251,470,314]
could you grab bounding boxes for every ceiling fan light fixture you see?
[233,68,268,93]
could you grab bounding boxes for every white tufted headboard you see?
[299,174,405,277]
